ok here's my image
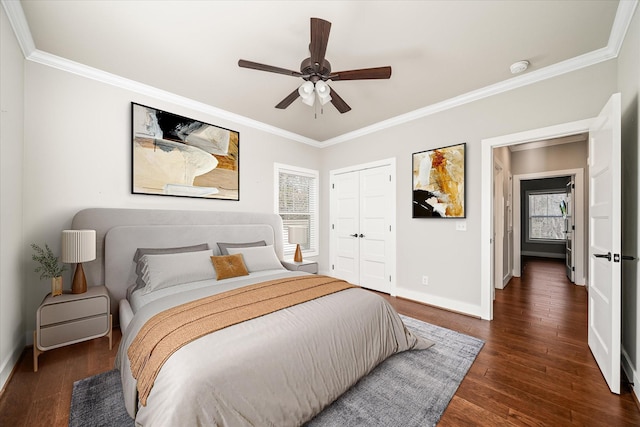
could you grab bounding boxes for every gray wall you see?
[619,5,640,400]
[0,6,25,389]
[20,61,322,339]
[320,60,616,314]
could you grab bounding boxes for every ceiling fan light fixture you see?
[315,81,332,105]
[298,81,316,106]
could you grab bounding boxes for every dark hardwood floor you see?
[1,257,639,426]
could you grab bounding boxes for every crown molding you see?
[3,0,637,148]
[26,49,322,147]
[1,0,35,57]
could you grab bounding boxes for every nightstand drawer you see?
[39,315,109,349]
[40,296,108,326]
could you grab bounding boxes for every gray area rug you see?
[69,315,483,427]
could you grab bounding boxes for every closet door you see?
[333,172,360,285]
[331,164,393,294]
[358,166,392,293]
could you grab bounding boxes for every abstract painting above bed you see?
[131,103,240,200]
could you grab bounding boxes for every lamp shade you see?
[288,226,308,245]
[61,230,96,263]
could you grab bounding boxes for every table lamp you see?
[61,230,96,294]
[288,226,308,263]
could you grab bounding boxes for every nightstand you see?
[34,285,112,372]
[282,260,318,274]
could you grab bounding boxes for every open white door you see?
[565,177,575,282]
[588,92,621,394]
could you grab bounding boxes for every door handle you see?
[594,252,612,261]
[359,234,364,238]
[622,255,637,261]
[350,233,358,237]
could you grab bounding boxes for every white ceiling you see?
[6,1,635,145]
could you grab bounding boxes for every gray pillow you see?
[131,243,210,295]
[133,243,210,263]
[226,245,285,272]
[217,240,266,255]
[139,249,216,295]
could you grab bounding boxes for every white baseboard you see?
[0,339,25,393]
[622,346,639,403]
[395,288,483,318]
[503,273,513,288]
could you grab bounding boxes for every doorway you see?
[480,118,593,320]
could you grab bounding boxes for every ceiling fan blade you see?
[275,88,300,109]
[310,18,331,72]
[328,86,351,113]
[329,66,392,81]
[238,59,302,77]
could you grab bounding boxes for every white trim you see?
[0,339,24,392]
[622,346,640,403]
[503,272,513,288]
[396,288,483,319]
[26,50,322,147]
[481,119,592,320]
[0,0,35,57]
[493,158,505,291]
[2,0,636,147]
[329,158,397,296]
[273,163,320,258]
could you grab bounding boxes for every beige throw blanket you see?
[128,275,355,405]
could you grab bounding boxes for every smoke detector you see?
[510,60,530,74]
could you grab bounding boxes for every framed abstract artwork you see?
[131,102,239,200]
[412,143,466,218]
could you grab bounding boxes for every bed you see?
[71,208,432,426]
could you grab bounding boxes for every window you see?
[274,163,319,258]
[527,191,567,241]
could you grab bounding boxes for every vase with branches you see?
[31,243,66,296]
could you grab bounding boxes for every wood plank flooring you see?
[1,257,639,426]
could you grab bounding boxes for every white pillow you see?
[226,245,284,272]
[140,249,215,294]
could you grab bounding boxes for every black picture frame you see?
[412,143,466,218]
[131,102,239,200]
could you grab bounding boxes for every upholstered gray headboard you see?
[71,208,284,316]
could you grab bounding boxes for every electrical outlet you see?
[422,276,429,286]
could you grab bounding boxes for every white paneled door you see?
[588,93,621,394]
[333,171,360,285]
[331,164,394,294]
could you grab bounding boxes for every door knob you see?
[594,252,612,261]
[359,234,364,238]
[350,233,358,237]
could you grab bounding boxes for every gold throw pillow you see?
[210,254,249,280]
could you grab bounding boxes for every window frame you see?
[274,163,319,258]
[525,189,567,244]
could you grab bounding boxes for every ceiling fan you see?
[238,17,392,114]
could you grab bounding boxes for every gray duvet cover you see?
[116,275,433,426]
